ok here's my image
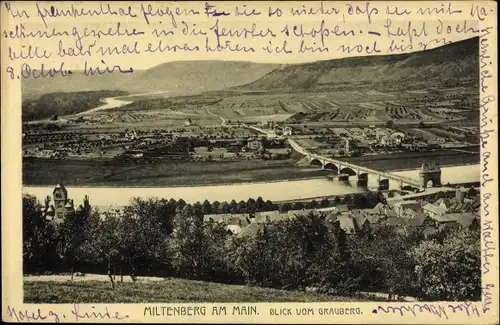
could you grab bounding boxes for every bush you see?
[411,228,481,301]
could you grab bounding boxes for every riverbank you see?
[23,158,329,187]
[338,150,479,172]
[23,151,479,187]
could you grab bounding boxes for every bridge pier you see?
[338,174,349,182]
[357,173,368,187]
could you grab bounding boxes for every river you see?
[75,91,169,116]
[23,164,480,208]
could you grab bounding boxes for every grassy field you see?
[24,279,367,303]
[23,158,328,187]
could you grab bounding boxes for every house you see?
[266,130,277,139]
[283,127,292,136]
[253,210,282,223]
[246,138,262,150]
[392,200,422,217]
[336,214,357,234]
[287,209,313,219]
[364,213,383,225]
[422,202,444,219]
[203,213,252,234]
[238,222,265,237]
[435,198,452,210]
[203,214,230,223]
[431,212,477,229]
[226,215,251,234]
[446,201,474,213]
[184,119,193,126]
[332,204,349,213]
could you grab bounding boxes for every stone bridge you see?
[289,140,426,190]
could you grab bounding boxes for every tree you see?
[23,195,58,274]
[57,196,93,280]
[198,221,232,282]
[117,198,171,280]
[202,199,212,215]
[306,200,319,209]
[176,199,187,212]
[211,200,221,214]
[411,228,481,301]
[246,198,257,214]
[348,225,417,298]
[292,202,305,210]
[229,199,238,213]
[220,201,230,214]
[228,212,344,291]
[320,198,330,208]
[385,120,394,128]
[255,197,265,212]
[466,187,478,197]
[263,200,275,211]
[169,204,205,279]
[237,200,247,213]
[280,202,292,213]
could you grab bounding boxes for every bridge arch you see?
[324,163,339,172]
[310,158,323,167]
[340,167,357,176]
[358,173,368,180]
[378,178,390,190]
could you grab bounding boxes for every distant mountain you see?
[22,61,280,101]
[237,37,479,92]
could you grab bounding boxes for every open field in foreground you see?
[24,278,369,303]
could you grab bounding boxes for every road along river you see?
[23,164,479,208]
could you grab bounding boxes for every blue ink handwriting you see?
[71,303,129,321]
[36,3,137,28]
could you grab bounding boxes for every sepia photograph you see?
[20,34,483,305]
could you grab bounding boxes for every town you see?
[38,181,480,238]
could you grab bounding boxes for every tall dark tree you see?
[237,200,247,213]
[292,201,305,210]
[263,200,275,211]
[169,204,205,279]
[23,195,58,274]
[246,198,257,214]
[280,202,292,213]
[229,199,238,213]
[211,200,221,214]
[320,198,330,208]
[255,197,265,212]
[202,199,213,215]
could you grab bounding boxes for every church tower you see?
[53,183,68,219]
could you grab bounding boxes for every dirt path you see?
[24,273,165,283]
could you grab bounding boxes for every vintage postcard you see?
[1,0,499,323]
